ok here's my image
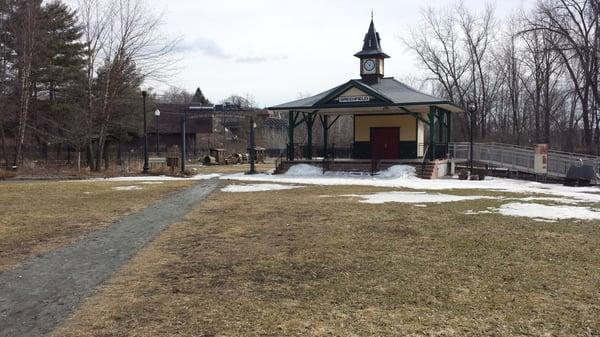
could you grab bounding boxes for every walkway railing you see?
[449,142,600,178]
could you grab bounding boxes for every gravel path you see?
[0,179,220,337]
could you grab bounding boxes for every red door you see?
[370,127,400,160]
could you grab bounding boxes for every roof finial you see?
[371,9,374,21]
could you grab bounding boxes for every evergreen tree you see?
[30,0,87,154]
[37,0,85,101]
[192,87,211,105]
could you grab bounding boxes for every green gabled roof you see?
[269,77,463,111]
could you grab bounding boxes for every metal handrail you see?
[421,144,431,178]
[370,159,380,176]
[449,142,600,178]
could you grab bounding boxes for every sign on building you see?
[338,95,371,103]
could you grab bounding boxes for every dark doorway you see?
[370,127,399,159]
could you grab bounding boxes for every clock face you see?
[363,59,376,72]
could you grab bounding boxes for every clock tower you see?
[354,17,390,84]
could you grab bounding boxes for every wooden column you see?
[304,112,315,159]
[323,114,329,159]
[287,111,295,160]
[429,106,436,161]
[438,109,445,143]
[447,111,452,144]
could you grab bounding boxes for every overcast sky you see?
[139,0,534,107]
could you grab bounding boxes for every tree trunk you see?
[13,1,39,169]
[14,69,32,168]
[0,121,7,167]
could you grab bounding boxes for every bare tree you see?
[76,0,179,170]
[403,3,496,141]
[456,3,496,139]
[159,86,192,104]
[12,0,42,168]
[529,0,599,150]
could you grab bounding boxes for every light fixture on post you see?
[466,100,477,172]
[154,109,161,155]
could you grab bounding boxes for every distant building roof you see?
[149,104,285,134]
[263,117,288,128]
[149,104,212,134]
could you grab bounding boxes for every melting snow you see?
[112,185,142,191]
[377,165,416,179]
[221,164,600,203]
[285,164,322,176]
[497,203,600,220]
[221,183,303,193]
[342,191,495,204]
[515,196,582,205]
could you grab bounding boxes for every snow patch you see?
[377,165,417,179]
[516,196,581,205]
[221,183,303,193]
[344,191,495,204]
[284,164,322,176]
[221,170,600,203]
[112,185,142,191]
[498,203,600,220]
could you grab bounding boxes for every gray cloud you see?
[235,56,268,63]
[177,37,286,64]
[176,37,231,58]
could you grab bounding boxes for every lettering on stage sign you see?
[338,95,371,103]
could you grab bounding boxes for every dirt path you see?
[0,179,220,337]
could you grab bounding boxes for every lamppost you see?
[467,100,477,172]
[181,107,187,173]
[248,115,257,175]
[142,90,149,173]
[154,109,161,155]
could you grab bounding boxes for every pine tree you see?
[31,0,86,156]
[37,0,85,101]
[192,87,211,105]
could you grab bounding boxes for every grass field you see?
[51,184,600,336]
[0,180,193,271]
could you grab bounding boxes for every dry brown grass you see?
[189,162,276,175]
[0,169,16,180]
[0,180,193,271]
[52,185,600,336]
